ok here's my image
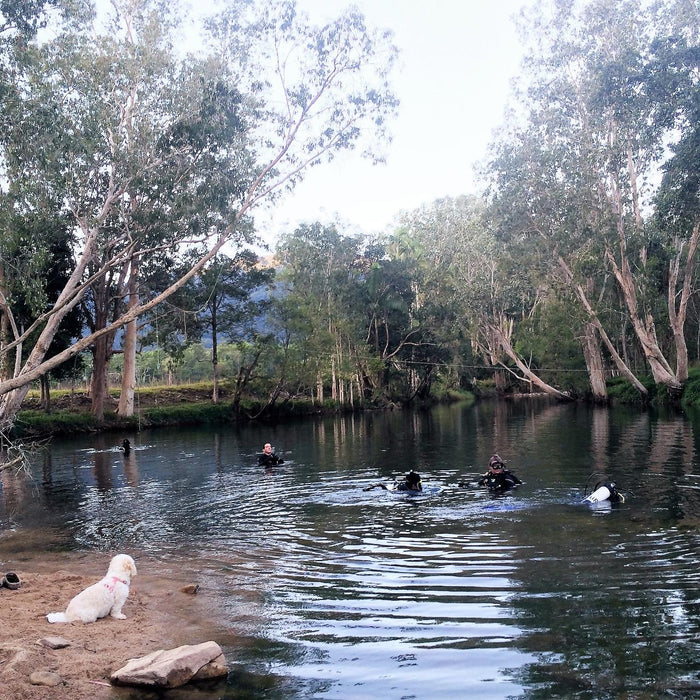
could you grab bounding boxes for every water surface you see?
[2,399,700,698]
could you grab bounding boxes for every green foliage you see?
[12,409,101,437]
[428,379,475,404]
[471,378,499,398]
[680,367,700,408]
[142,402,231,426]
[606,375,656,405]
[5,0,700,419]
[515,298,590,396]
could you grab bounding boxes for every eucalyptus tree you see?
[399,196,572,399]
[381,228,464,398]
[485,0,700,398]
[649,12,700,377]
[357,239,449,402]
[485,123,643,400]
[0,0,69,386]
[166,250,274,404]
[275,222,363,405]
[0,0,398,431]
[395,197,482,391]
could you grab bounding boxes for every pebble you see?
[37,636,71,649]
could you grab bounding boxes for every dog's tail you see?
[46,611,68,623]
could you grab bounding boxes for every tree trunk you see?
[558,257,648,396]
[580,321,608,402]
[40,374,51,413]
[0,311,7,383]
[487,322,572,401]
[316,371,323,404]
[493,368,507,391]
[232,347,262,414]
[0,263,8,382]
[668,222,700,384]
[117,256,139,417]
[90,273,115,421]
[608,246,681,390]
[91,336,110,421]
[331,355,337,401]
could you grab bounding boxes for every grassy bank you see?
[11,382,477,438]
[11,384,360,438]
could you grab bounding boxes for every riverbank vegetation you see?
[11,380,475,438]
[1,0,700,445]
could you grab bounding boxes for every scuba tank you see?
[583,480,625,504]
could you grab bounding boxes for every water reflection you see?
[122,445,139,487]
[1,401,700,698]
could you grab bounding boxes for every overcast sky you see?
[257,0,531,243]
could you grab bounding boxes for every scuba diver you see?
[257,443,284,467]
[395,469,422,492]
[476,454,522,493]
[583,479,625,504]
[365,470,423,492]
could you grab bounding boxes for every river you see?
[2,398,700,698]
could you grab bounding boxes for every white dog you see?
[47,554,137,624]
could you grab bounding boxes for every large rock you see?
[110,641,228,689]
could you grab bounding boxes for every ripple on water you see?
[4,406,700,699]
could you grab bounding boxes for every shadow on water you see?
[2,399,700,698]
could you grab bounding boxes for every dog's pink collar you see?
[104,575,127,593]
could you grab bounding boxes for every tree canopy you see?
[3,0,700,428]
[0,0,398,428]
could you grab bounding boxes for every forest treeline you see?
[1,0,700,431]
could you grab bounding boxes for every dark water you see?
[2,399,700,698]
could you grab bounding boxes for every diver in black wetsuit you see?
[477,454,522,492]
[257,443,284,467]
[395,470,422,492]
[364,469,422,492]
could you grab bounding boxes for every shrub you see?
[681,367,700,408]
[606,375,655,405]
[142,402,231,426]
[12,410,100,438]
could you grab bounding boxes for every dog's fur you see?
[46,554,137,624]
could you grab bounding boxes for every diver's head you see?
[489,454,504,471]
[406,470,422,490]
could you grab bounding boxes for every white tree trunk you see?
[668,222,699,384]
[483,321,572,401]
[581,321,608,402]
[557,257,648,396]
